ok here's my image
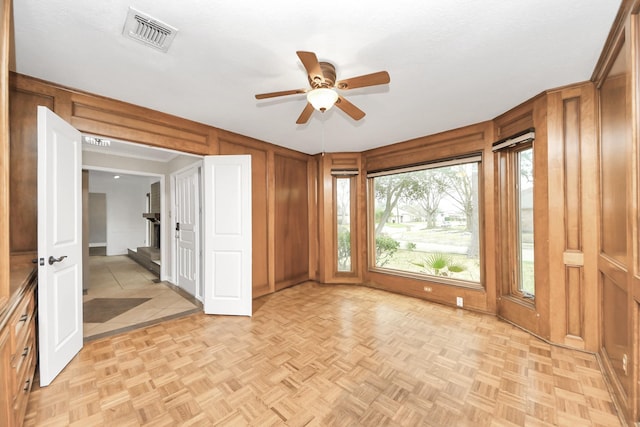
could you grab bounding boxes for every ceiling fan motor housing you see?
[309,62,337,88]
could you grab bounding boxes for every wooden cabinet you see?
[0,266,37,427]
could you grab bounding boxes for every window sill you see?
[368,266,484,291]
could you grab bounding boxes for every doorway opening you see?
[81,136,203,340]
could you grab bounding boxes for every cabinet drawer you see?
[9,288,35,354]
[13,340,36,427]
[11,320,35,382]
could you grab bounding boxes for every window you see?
[368,157,481,284]
[516,146,534,296]
[494,130,535,301]
[335,176,354,272]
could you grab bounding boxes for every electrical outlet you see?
[623,354,628,375]
[456,297,463,307]
[423,286,432,292]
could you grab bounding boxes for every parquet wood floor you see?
[24,283,622,426]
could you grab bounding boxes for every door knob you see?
[48,255,67,265]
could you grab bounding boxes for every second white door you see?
[175,167,200,299]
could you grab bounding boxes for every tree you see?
[442,164,479,258]
[374,170,449,235]
[374,174,413,235]
[402,170,448,228]
[442,165,473,230]
[336,178,350,226]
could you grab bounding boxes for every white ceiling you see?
[13,1,620,155]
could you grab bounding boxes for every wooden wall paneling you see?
[494,142,510,310]
[600,74,630,262]
[267,150,276,293]
[546,84,598,351]
[8,88,53,254]
[559,92,583,345]
[307,156,319,282]
[577,84,600,352]
[481,125,497,314]
[356,159,368,288]
[364,124,488,173]
[274,153,310,290]
[532,95,551,340]
[592,10,637,421]
[316,154,330,283]
[219,138,270,297]
[598,39,632,401]
[11,73,215,155]
[0,0,10,305]
[69,98,211,155]
[602,271,631,397]
[493,109,535,142]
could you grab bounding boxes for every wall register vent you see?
[122,7,178,52]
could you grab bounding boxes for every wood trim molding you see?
[592,0,640,83]
[0,0,11,306]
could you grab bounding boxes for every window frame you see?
[366,155,484,288]
[333,173,358,277]
[494,130,536,305]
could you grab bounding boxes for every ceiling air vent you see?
[122,7,178,52]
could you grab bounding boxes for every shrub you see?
[413,253,466,277]
[375,235,400,267]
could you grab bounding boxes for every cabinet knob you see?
[23,378,30,392]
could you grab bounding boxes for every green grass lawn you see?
[381,249,481,282]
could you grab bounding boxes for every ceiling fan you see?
[255,51,390,124]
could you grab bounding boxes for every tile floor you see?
[83,255,201,341]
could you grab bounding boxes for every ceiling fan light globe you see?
[307,88,338,112]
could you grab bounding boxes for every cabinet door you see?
[0,328,13,426]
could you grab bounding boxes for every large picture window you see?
[368,157,481,284]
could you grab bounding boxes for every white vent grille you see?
[122,7,177,52]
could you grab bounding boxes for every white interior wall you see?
[88,192,107,245]
[88,171,154,256]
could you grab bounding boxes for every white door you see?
[203,155,252,316]
[37,106,83,386]
[175,167,199,298]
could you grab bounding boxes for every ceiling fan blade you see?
[296,51,325,86]
[296,103,315,124]
[335,95,365,121]
[336,71,390,90]
[255,89,306,100]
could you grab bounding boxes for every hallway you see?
[83,255,200,341]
